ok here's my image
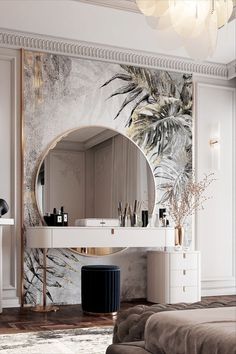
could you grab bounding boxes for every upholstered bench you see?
[106,297,236,354]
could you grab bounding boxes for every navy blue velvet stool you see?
[81,265,120,315]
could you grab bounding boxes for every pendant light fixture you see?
[136,0,234,60]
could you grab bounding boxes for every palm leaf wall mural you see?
[24,248,80,304]
[101,65,193,205]
[154,155,192,204]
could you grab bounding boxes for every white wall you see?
[0,48,21,307]
[195,79,236,295]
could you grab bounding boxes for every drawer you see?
[170,286,199,303]
[170,269,198,287]
[170,253,198,270]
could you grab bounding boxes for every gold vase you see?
[175,225,184,246]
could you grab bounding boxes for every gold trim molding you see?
[0,28,232,79]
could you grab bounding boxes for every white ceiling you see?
[64,127,106,143]
[57,127,118,150]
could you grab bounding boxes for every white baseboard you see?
[201,276,236,297]
[202,288,236,296]
[2,297,20,308]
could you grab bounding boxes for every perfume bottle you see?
[159,208,166,227]
[52,207,63,226]
[44,212,52,226]
[57,210,63,226]
[61,206,68,226]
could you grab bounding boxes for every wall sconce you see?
[209,136,220,171]
[209,138,219,146]
[209,122,220,171]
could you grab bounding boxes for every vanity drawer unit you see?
[26,226,175,248]
[147,251,201,304]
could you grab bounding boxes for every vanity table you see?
[26,226,175,248]
[26,226,175,312]
[0,218,14,313]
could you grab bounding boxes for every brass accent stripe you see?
[20,48,25,307]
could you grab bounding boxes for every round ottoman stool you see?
[81,265,120,315]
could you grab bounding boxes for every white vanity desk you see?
[0,218,14,313]
[26,226,175,248]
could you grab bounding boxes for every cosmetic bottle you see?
[56,210,63,226]
[44,213,52,226]
[61,206,68,226]
[52,207,63,226]
[51,208,57,226]
[162,212,167,227]
[142,210,148,227]
[159,208,166,227]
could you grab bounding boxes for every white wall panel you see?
[196,83,236,295]
[0,59,11,286]
[0,48,20,307]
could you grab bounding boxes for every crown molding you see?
[227,59,236,79]
[0,28,230,79]
[76,0,139,13]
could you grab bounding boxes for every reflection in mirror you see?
[36,126,155,256]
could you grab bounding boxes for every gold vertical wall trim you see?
[192,81,196,251]
[20,48,25,307]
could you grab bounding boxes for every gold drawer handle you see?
[183,270,186,275]
[183,286,186,292]
[183,253,186,259]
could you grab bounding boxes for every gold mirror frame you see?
[34,125,156,257]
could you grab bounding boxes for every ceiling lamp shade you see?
[215,0,234,28]
[136,0,234,60]
[169,0,211,38]
[151,0,170,16]
[184,10,218,60]
[136,0,157,16]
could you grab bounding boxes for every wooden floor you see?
[0,300,149,335]
[0,296,235,335]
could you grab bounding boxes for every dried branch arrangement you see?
[163,173,215,227]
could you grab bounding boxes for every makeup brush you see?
[124,203,128,218]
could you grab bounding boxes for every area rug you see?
[0,327,113,354]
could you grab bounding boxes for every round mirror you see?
[35,126,155,256]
